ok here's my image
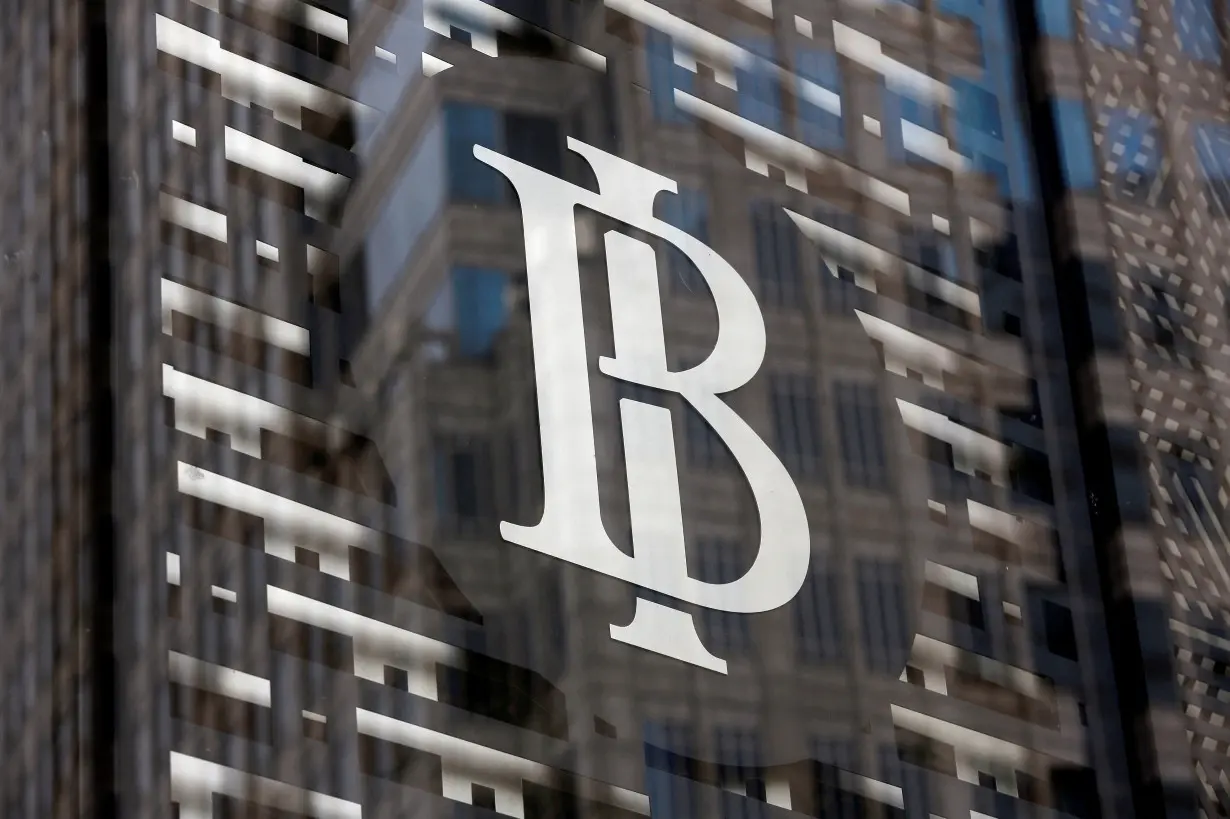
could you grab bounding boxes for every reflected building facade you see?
[2,0,1227,818]
[1016,0,1230,816]
[331,0,1136,818]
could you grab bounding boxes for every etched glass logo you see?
[477,137,810,673]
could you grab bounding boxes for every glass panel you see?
[28,0,1221,817]
[1052,97,1098,189]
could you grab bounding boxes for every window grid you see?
[685,401,731,470]
[814,205,867,314]
[643,720,698,818]
[444,103,562,204]
[735,36,784,132]
[696,539,752,654]
[715,727,766,819]
[1098,106,1161,202]
[1080,0,1141,48]
[751,202,803,307]
[856,558,910,674]
[658,188,710,294]
[833,381,890,490]
[1051,98,1098,191]
[646,29,695,123]
[1172,0,1220,62]
[769,374,825,480]
[794,565,845,664]
[795,47,844,150]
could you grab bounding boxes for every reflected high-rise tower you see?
[1014,1,1230,816]
[4,0,1228,818]
[330,1,1136,818]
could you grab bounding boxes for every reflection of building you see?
[330,1,1136,818]
[1017,2,1230,817]
[0,3,108,816]
[5,2,1223,819]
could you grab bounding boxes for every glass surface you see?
[4,0,1230,818]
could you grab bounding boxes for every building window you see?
[695,540,752,654]
[856,558,910,673]
[901,225,958,280]
[879,742,932,818]
[657,188,709,294]
[1172,0,1220,62]
[646,29,695,123]
[616,379,665,409]
[794,565,845,664]
[810,736,854,770]
[810,205,866,314]
[503,112,564,178]
[795,47,843,150]
[884,82,944,166]
[445,103,501,202]
[833,381,890,490]
[1081,0,1141,48]
[953,78,1010,195]
[751,202,802,307]
[1099,106,1161,201]
[1140,283,1184,352]
[444,104,563,203]
[769,374,824,480]
[451,267,509,358]
[1194,122,1230,215]
[809,737,863,816]
[643,721,698,818]
[1036,0,1075,36]
[1041,600,1079,660]
[433,434,491,536]
[715,728,766,819]
[1052,98,1098,191]
[685,402,731,470]
[735,36,783,132]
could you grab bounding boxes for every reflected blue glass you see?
[795,47,843,150]
[646,29,695,123]
[884,83,942,164]
[1081,0,1141,48]
[1195,122,1230,179]
[1052,98,1098,190]
[953,77,1010,195]
[365,118,447,312]
[938,0,986,18]
[452,267,508,356]
[734,36,783,133]
[1036,0,1075,37]
[444,103,502,202]
[1099,106,1159,178]
[644,721,697,818]
[1194,122,1230,213]
[658,188,710,292]
[1172,0,1221,63]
